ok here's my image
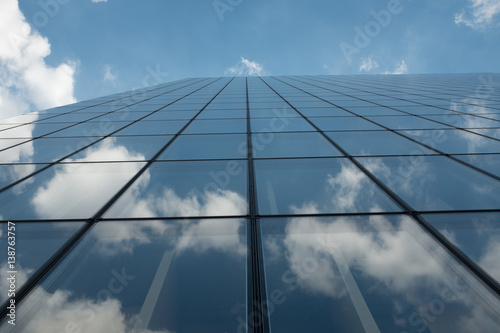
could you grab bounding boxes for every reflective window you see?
[454,154,500,177]
[144,110,199,121]
[309,117,383,131]
[251,117,315,132]
[254,158,401,215]
[198,109,247,119]
[183,119,247,134]
[366,115,451,130]
[327,131,435,156]
[62,136,172,162]
[159,134,246,160]
[297,107,353,117]
[260,215,500,332]
[250,108,301,118]
[114,120,188,136]
[0,221,85,303]
[3,219,247,333]
[47,121,131,138]
[423,212,500,283]
[357,155,500,211]
[104,160,248,218]
[0,164,48,190]
[253,132,342,158]
[400,129,500,154]
[343,106,406,116]
[0,137,101,164]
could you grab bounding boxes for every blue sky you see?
[0,0,499,117]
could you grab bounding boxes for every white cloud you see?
[0,0,76,119]
[103,65,118,82]
[384,60,408,75]
[455,0,500,30]
[359,57,379,72]
[92,0,108,3]
[225,57,265,76]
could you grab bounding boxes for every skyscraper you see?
[1,74,500,332]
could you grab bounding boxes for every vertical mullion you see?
[246,77,269,333]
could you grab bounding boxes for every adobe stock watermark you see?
[33,0,72,28]
[340,0,412,63]
[441,74,498,129]
[213,0,244,21]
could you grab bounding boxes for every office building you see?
[1,74,500,332]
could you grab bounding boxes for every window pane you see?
[253,132,341,158]
[198,109,247,119]
[63,136,172,162]
[327,131,435,156]
[0,137,99,164]
[2,219,247,333]
[423,212,500,283]
[251,117,315,132]
[260,215,500,332]
[254,158,401,215]
[366,115,451,130]
[104,160,248,218]
[358,155,500,211]
[400,129,500,154]
[309,117,383,131]
[159,134,246,160]
[184,119,246,134]
[46,121,131,138]
[0,221,85,303]
[115,120,189,136]
[454,154,500,177]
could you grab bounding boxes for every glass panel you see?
[357,155,500,211]
[198,109,247,119]
[144,110,198,121]
[298,107,353,117]
[343,106,406,116]
[47,121,131,138]
[326,131,435,156]
[159,134,247,160]
[423,114,500,128]
[454,154,500,177]
[366,115,451,130]
[250,108,301,118]
[114,120,188,136]
[104,160,248,218]
[309,117,383,131]
[183,119,246,134]
[254,158,401,215]
[400,129,500,154]
[0,161,146,220]
[1,219,247,333]
[0,137,101,164]
[63,136,172,162]
[260,215,500,332]
[423,212,500,283]
[0,164,48,191]
[253,132,342,158]
[468,128,500,140]
[251,117,315,132]
[1,124,37,139]
[0,221,85,303]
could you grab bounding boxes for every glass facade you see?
[1,74,500,332]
